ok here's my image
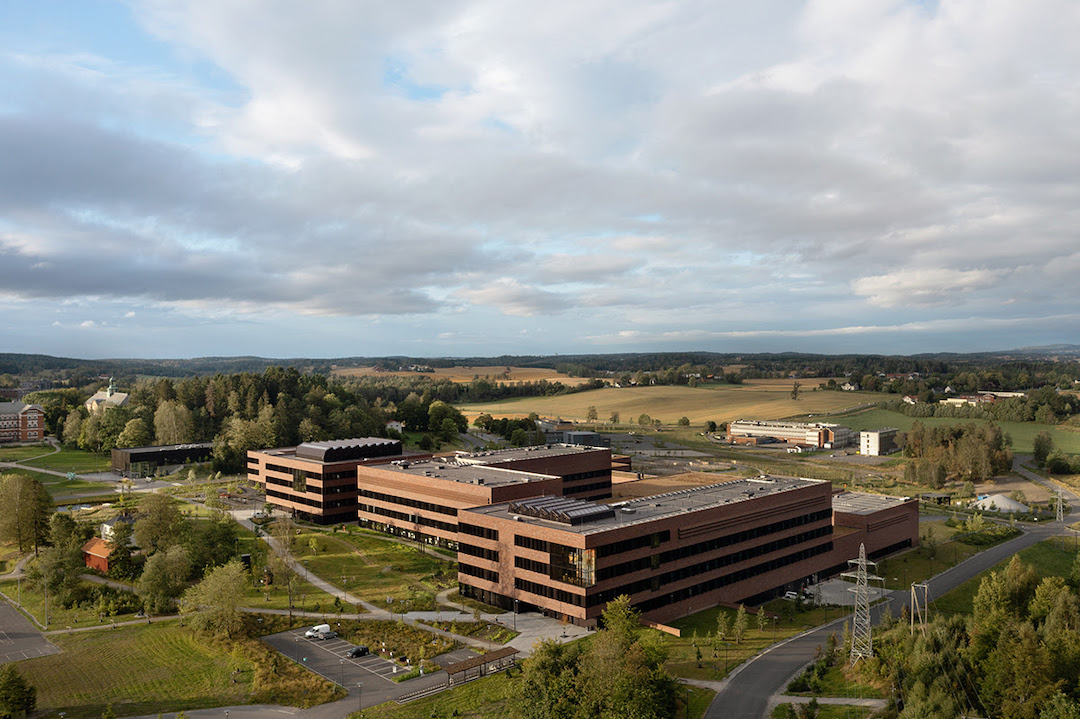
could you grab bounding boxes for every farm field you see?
[830,408,1080,455]
[19,622,253,718]
[458,381,878,425]
[331,364,594,386]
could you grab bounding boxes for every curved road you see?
[707,466,1075,719]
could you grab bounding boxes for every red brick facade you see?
[0,402,44,443]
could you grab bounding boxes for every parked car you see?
[346,645,369,658]
[316,631,338,640]
[305,623,331,638]
[782,591,799,601]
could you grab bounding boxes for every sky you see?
[2,1,1080,360]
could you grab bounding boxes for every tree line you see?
[901,421,1014,487]
[861,554,1080,718]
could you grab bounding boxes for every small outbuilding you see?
[81,537,114,573]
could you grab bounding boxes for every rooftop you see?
[466,475,827,535]
[381,457,558,488]
[831,491,913,515]
[453,444,607,465]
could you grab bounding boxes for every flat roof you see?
[453,444,607,465]
[465,475,827,535]
[379,457,557,488]
[831,491,912,515]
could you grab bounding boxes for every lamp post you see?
[294,635,299,662]
[340,659,344,686]
[357,682,363,714]
[514,599,518,631]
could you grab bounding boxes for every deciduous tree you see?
[181,559,246,638]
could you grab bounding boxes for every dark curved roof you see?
[295,438,401,462]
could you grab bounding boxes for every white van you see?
[305,623,331,638]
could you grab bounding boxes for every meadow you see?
[829,408,1080,455]
[18,617,341,718]
[458,381,878,425]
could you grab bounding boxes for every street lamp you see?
[294,635,299,661]
[340,659,344,686]
[357,682,363,714]
[514,599,518,631]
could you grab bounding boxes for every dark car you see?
[316,630,338,640]
[346,645,369,658]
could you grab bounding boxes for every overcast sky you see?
[2,1,1079,360]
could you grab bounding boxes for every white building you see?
[860,428,899,456]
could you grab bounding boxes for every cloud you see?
[852,268,1008,308]
[2,1,1080,356]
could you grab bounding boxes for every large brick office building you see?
[248,437,917,626]
[456,478,917,627]
[0,401,45,443]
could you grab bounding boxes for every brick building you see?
[247,438,411,524]
[0,401,45,443]
[456,477,917,627]
[357,444,612,549]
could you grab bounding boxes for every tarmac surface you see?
[0,603,59,664]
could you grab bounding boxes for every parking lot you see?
[0,603,60,664]
[263,628,457,709]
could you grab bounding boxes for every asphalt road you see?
[0,602,60,664]
[705,518,1065,719]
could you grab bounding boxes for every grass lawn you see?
[23,447,112,473]
[416,619,518,644]
[21,618,342,718]
[458,381,880,426]
[293,529,457,609]
[0,578,141,629]
[873,519,985,591]
[659,604,846,682]
[43,477,114,498]
[0,444,54,462]
[228,526,343,612]
[772,704,873,719]
[933,540,1076,616]
[831,408,1080,456]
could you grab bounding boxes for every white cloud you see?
[2,1,1080,356]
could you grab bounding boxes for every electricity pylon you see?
[842,543,881,665]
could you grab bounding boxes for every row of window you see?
[629,542,835,613]
[266,463,323,480]
[459,523,498,540]
[515,577,584,607]
[586,539,834,608]
[666,509,833,562]
[596,531,670,558]
[591,509,833,582]
[460,562,499,583]
[359,489,458,517]
[563,469,611,482]
[562,481,612,496]
[459,543,500,562]
[266,488,322,509]
[359,504,458,534]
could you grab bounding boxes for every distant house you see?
[385,421,405,434]
[903,395,918,405]
[85,378,129,414]
[100,516,135,545]
[841,382,859,391]
[82,537,114,573]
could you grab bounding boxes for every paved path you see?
[705,505,1073,719]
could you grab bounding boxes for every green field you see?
[24,448,112,473]
[19,617,342,718]
[0,444,54,462]
[292,529,457,609]
[20,622,253,718]
[830,408,1080,455]
[458,381,879,426]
